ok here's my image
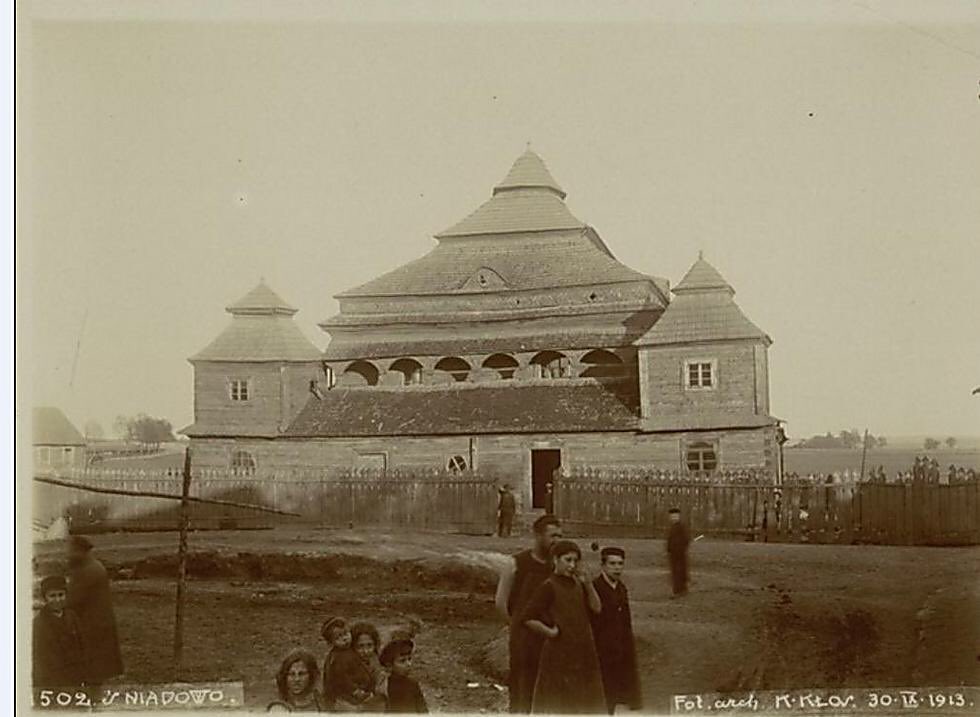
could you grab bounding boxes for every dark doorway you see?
[531,449,561,512]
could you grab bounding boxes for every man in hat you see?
[591,547,642,714]
[497,484,517,538]
[379,638,428,713]
[66,535,123,691]
[494,514,562,713]
[33,575,85,691]
[666,509,690,597]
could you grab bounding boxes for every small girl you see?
[519,539,606,714]
[326,621,386,712]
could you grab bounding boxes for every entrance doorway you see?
[531,449,561,512]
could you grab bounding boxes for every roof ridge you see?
[226,281,298,316]
[673,255,733,294]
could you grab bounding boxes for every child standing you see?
[591,547,642,714]
[33,575,86,692]
[320,617,352,701]
[379,638,428,713]
[519,540,606,714]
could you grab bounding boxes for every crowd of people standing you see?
[494,510,690,715]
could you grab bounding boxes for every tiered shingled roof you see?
[435,149,582,238]
[637,256,770,347]
[33,407,86,446]
[333,229,660,299]
[191,281,322,362]
[285,380,640,437]
[334,150,666,299]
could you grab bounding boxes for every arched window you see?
[231,450,256,474]
[482,353,519,380]
[447,455,467,473]
[530,351,570,379]
[390,358,424,386]
[579,349,624,379]
[343,360,379,387]
[686,442,718,476]
[434,357,471,382]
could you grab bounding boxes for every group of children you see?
[269,617,427,713]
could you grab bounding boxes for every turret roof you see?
[673,254,734,294]
[637,255,770,346]
[435,149,585,238]
[493,149,567,199]
[225,281,298,316]
[191,282,321,362]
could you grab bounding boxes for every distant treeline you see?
[793,430,886,449]
[793,431,963,451]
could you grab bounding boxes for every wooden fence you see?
[555,477,980,546]
[33,466,498,535]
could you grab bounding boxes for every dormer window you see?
[229,379,250,401]
[684,360,716,390]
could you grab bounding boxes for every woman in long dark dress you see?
[519,540,606,714]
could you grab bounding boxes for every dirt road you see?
[33,527,979,712]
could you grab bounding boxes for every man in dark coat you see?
[591,547,642,714]
[33,575,86,691]
[66,536,123,690]
[666,508,690,597]
[497,485,517,538]
[494,514,562,713]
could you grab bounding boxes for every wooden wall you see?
[639,341,768,420]
[192,360,322,435]
[188,427,774,512]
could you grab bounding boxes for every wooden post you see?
[173,447,192,677]
[859,428,870,482]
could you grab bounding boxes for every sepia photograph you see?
[14,1,980,714]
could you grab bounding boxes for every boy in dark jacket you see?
[33,575,85,691]
[379,638,428,713]
[666,508,691,596]
[591,547,642,713]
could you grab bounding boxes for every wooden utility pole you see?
[173,447,193,677]
[859,428,870,482]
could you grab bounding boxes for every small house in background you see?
[32,406,87,471]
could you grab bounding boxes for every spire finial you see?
[526,140,532,151]
[698,250,704,260]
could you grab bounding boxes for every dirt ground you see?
[33,527,980,713]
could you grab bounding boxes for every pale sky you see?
[18,1,980,440]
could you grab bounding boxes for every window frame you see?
[683,358,717,391]
[230,450,257,473]
[684,440,719,475]
[229,378,252,402]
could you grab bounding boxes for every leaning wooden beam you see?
[33,475,301,517]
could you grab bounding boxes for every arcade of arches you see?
[334,349,627,387]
